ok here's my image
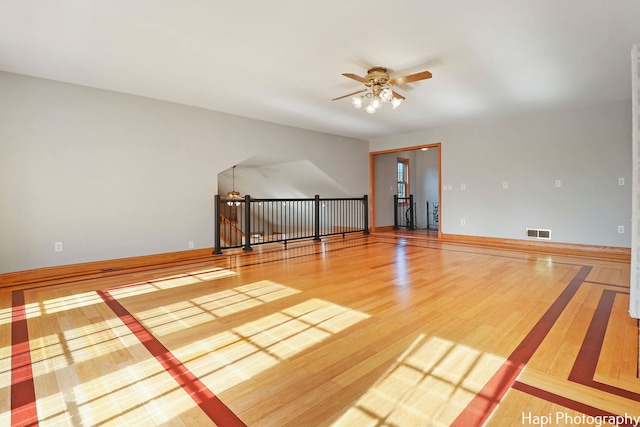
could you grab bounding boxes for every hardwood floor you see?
[2,233,639,426]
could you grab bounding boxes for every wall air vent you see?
[526,228,551,240]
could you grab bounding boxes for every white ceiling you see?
[1,0,639,140]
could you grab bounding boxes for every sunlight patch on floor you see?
[109,267,237,299]
[0,305,9,326]
[135,280,300,336]
[19,279,370,425]
[33,352,199,426]
[35,267,236,316]
[332,334,505,427]
[175,298,371,394]
[29,282,301,370]
[30,318,206,426]
[42,291,103,315]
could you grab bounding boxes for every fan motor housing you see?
[365,67,390,86]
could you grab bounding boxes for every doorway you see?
[369,143,442,236]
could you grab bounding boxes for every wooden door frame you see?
[369,143,442,235]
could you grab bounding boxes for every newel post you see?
[213,194,222,255]
[363,195,370,235]
[243,194,253,251]
[393,194,399,229]
[409,194,415,230]
[313,194,321,241]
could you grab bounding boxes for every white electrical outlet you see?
[618,178,625,186]
[54,241,63,252]
[461,219,466,225]
[460,183,466,191]
[502,182,508,189]
[555,180,561,188]
[618,225,625,233]
[188,240,195,249]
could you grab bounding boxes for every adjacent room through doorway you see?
[370,144,441,236]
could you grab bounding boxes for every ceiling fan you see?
[333,66,432,114]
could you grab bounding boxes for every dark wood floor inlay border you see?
[8,237,636,426]
[11,290,39,427]
[97,289,247,427]
[452,266,592,426]
[569,289,640,402]
[512,381,637,427]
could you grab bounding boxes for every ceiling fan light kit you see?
[226,165,243,206]
[333,66,431,114]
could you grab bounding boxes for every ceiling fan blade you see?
[389,70,433,85]
[332,88,367,101]
[392,91,405,100]
[342,73,367,83]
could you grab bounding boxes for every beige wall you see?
[371,100,632,248]
[0,72,369,273]
[631,44,639,319]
